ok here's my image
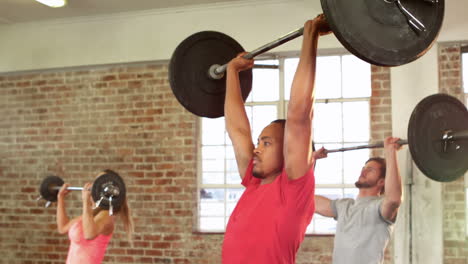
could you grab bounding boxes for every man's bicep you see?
[284,120,314,180]
[379,199,399,223]
[230,135,254,180]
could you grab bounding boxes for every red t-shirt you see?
[222,159,316,264]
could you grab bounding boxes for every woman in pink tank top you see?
[56,170,133,264]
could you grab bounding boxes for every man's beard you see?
[252,170,265,179]
[355,179,376,189]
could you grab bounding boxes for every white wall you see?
[0,0,341,73]
[439,0,468,42]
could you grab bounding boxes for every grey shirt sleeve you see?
[331,198,352,221]
[331,199,338,220]
[377,199,396,225]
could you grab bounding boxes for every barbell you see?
[37,172,126,215]
[169,0,445,118]
[319,93,468,182]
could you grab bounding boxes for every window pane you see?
[247,60,279,102]
[313,215,337,234]
[202,172,224,184]
[315,56,342,99]
[226,147,235,159]
[245,105,277,141]
[342,55,371,98]
[200,217,225,231]
[227,188,244,201]
[226,158,238,173]
[200,188,225,201]
[315,143,343,184]
[315,188,343,200]
[202,146,225,172]
[226,172,241,185]
[200,201,225,216]
[284,58,299,100]
[227,202,238,216]
[344,188,359,199]
[202,117,225,145]
[313,102,343,142]
[343,147,369,184]
[343,101,370,142]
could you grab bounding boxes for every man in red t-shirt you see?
[222,15,331,264]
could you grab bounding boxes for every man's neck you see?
[357,188,381,198]
[260,171,281,185]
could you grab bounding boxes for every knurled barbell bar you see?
[169,0,445,118]
[316,93,468,182]
[37,172,126,215]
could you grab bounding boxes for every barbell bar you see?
[208,28,303,79]
[48,185,120,197]
[51,186,86,191]
[317,94,468,182]
[326,140,409,153]
[326,128,468,154]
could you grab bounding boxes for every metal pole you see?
[451,129,468,140]
[51,186,84,191]
[326,139,408,153]
[208,27,304,79]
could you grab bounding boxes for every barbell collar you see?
[209,27,304,79]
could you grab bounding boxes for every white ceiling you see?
[0,0,247,24]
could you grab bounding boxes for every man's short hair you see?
[271,119,286,128]
[270,119,316,151]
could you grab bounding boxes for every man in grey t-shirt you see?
[314,137,403,264]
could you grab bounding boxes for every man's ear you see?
[378,178,385,194]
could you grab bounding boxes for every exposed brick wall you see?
[0,63,207,264]
[0,61,392,264]
[438,43,468,264]
[370,66,393,158]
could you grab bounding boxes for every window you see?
[198,53,372,234]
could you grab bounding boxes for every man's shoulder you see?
[335,198,355,204]
[332,198,355,210]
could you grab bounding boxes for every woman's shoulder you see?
[94,210,115,235]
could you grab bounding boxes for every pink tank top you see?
[66,217,112,264]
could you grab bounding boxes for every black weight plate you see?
[91,172,126,212]
[408,94,468,182]
[321,0,444,66]
[169,31,253,118]
[40,175,64,202]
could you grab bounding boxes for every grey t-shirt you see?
[331,196,394,264]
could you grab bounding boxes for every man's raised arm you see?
[285,15,331,180]
[225,54,255,179]
[380,137,403,222]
